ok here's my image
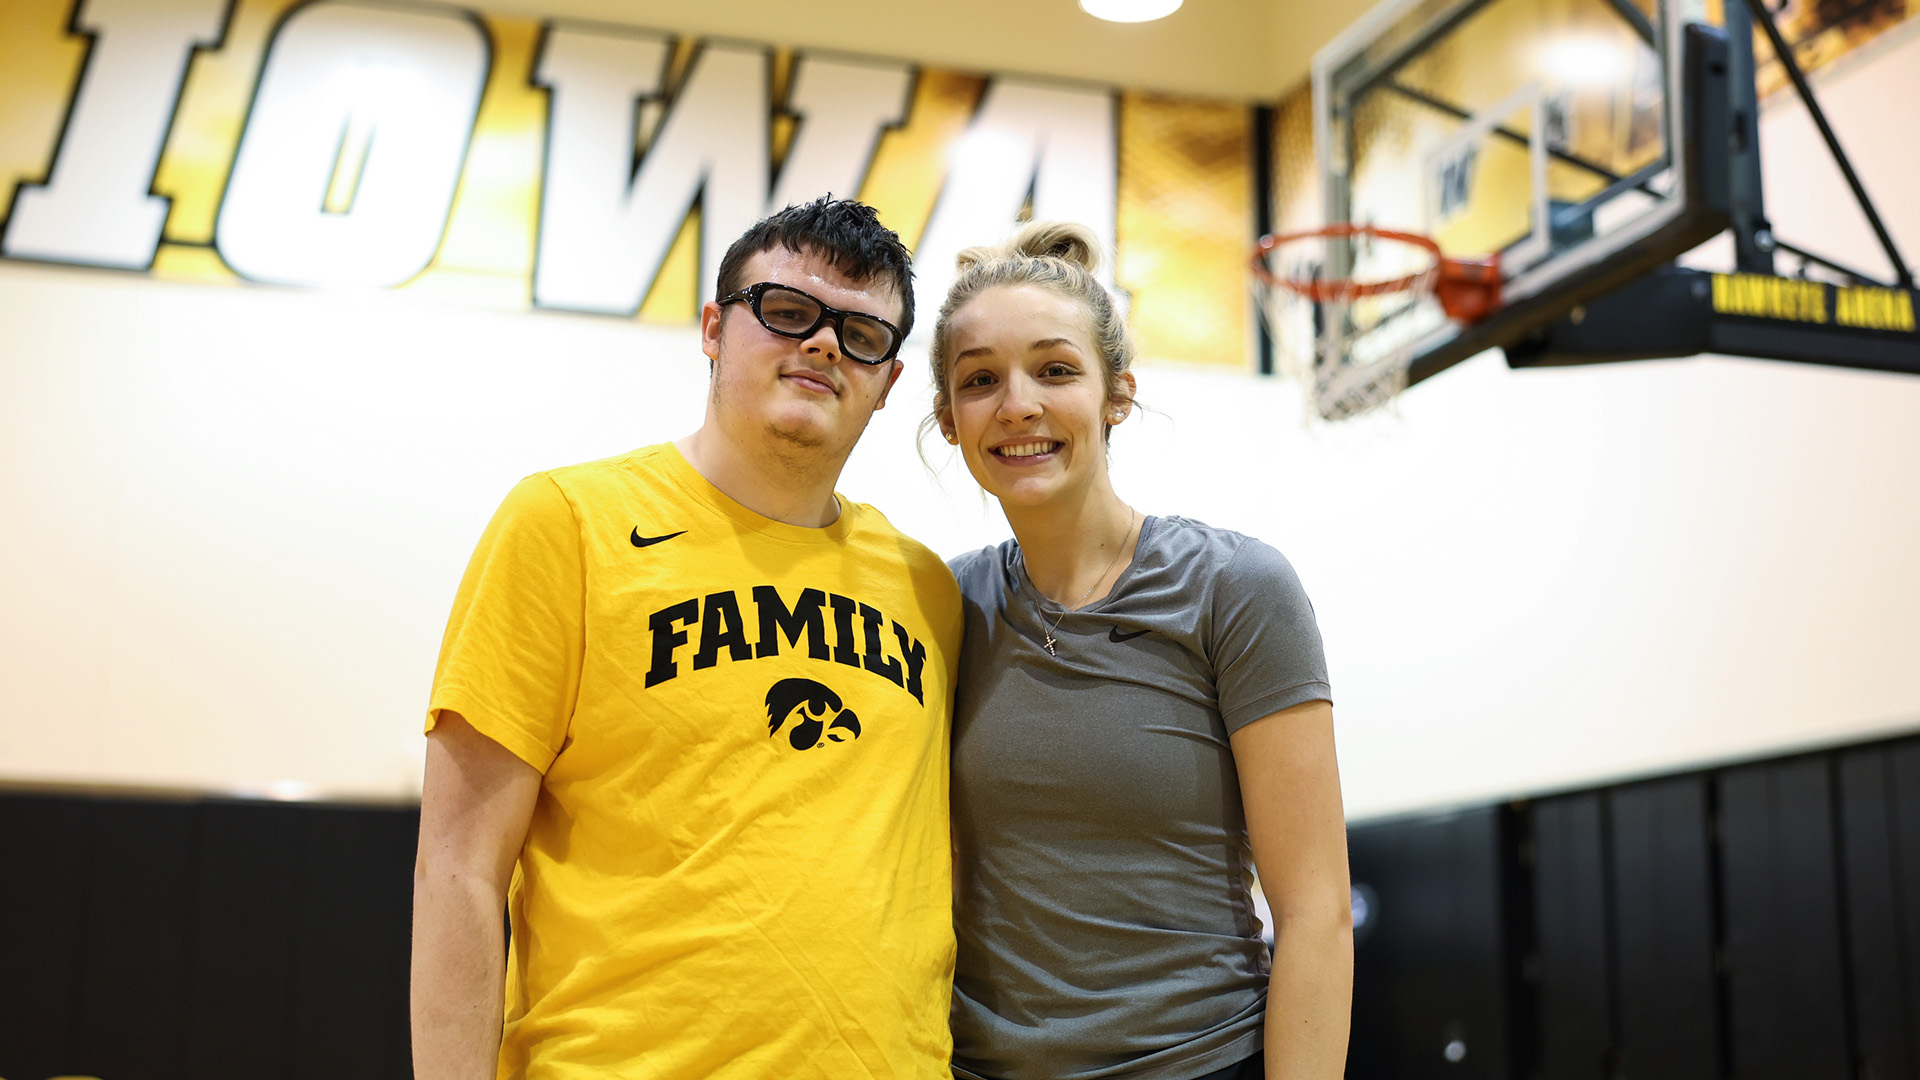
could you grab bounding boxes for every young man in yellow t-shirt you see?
[410,198,963,1080]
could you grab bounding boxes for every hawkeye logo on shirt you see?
[765,678,861,750]
[644,586,929,714]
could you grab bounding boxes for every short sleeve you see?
[946,546,991,584]
[1210,537,1331,733]
[426,473,586,772]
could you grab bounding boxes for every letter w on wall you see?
[532,24,908,315]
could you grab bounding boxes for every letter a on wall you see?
[911,78,1118,339]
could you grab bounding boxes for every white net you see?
[1253,229,1447,421]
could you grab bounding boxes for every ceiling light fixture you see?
[1080,0,1184,23]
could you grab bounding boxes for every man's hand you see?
[412,710,542,1080]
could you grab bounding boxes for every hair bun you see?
[954,242,996,273]
[952,221,1104,275]
[1011,221,1102,274]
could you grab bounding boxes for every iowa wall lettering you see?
[0,0,1256,366]
[1,0,1215,351]
[533,30,915,314]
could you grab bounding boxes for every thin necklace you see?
[1042,508,1139,656]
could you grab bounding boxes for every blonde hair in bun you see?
[928,220,1136,444]
[955,220,1100,274]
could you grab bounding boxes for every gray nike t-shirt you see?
[947,515,1331,1080]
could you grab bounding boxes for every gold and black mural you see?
[0,0,1258,368]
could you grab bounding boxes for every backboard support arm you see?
[1741,0,1914,288]
[1723,0,1772,274]
[1772,239,1888,287]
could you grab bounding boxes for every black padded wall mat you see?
[1835,742,1920,1080]
[0,792,417,1080]
[1606,777,1718,1080]
[1508,780,1727,1078]
[6,732,1917,1080]
[1348,805,1523,1080]
[1719,758,1853,1079]
[1531,792,1608,1078]
[0,794,94,1080]
[1348,731,1920,1080]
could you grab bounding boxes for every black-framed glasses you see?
[718,282,905,365]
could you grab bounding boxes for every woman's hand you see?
[1231,699,1353,1080]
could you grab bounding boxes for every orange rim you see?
[1252,224,1445,302]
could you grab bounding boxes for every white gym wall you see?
[2,18,1916,819]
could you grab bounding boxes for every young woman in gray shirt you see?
[928,222,1352,1080]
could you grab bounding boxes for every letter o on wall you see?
[216,2,488,288]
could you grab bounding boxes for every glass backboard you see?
[1300,0,1734,390]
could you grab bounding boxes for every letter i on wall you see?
[4,0,232,270]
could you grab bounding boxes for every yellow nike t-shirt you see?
[427,443,963,1080]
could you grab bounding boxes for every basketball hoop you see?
[1251,224,1500,420]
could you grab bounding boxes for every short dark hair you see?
[715,197,916,336]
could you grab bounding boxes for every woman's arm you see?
[412,710,543,1080]
[1231,699,1352,1080]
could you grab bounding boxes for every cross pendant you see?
[1043,632,1057,656]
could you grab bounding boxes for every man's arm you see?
[1230,699,1353,1080]
[412,710,543,1080]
